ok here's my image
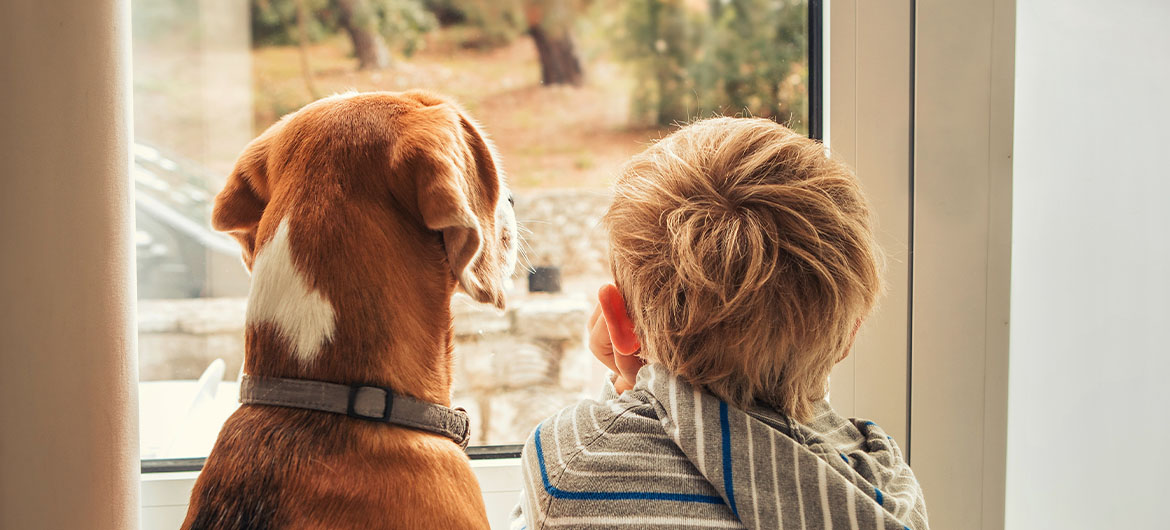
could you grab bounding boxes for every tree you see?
[335,0,393,69]
[612,0,809,130]
[524,2,584,86]
[253,0,327,95]
[454,0,587,86]
[702,0,807,128]
[252,0,437,71]
[611,0,699,125]
[295,0,323,96]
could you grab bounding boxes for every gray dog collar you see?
[239,375,471,449]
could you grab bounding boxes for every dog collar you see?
[239,375,471,449]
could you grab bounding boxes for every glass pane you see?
[135,0,811,461]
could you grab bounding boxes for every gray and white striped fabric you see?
[510,363,929,529]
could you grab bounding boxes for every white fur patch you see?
[245,219,336,364]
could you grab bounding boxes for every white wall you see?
[1008,1,1170,528]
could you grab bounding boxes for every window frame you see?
[137,0,829,474]
[822,0,915,452]
[141,444,525,473]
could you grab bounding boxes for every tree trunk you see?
[335,0,391,70]
[293,0,321,98]
[528,25,583,86]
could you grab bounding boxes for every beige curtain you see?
[0,1,139,529]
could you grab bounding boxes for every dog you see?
[182,90,517,529]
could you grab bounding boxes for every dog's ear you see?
[212,125,277,271]
[398,102,507,309]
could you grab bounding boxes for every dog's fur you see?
[182,90,516,530]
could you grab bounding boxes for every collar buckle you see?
[346,384,394,422]
[452,407,471,449]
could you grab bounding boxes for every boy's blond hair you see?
[604,117,882,422]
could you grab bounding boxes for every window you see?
[134,0,819,466]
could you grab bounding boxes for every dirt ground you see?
[253,32,671,190]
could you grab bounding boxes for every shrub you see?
[611,0,809,131]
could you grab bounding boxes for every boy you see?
[512,117,929,529]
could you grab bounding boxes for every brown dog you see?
[182,90,516,529]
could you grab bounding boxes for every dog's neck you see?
[241,215,457,406]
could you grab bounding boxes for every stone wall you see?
[512,189,613,279]
[138,291,606,445]
[138,297,248,381]
[448,293,606,444]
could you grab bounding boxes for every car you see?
[133,142,245,299]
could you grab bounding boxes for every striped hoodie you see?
[510,363,929,529]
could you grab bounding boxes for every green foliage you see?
[447,0,527,48]
[372,0,439,57]
[445,0,588,49]
[610,0,808,130]
[252,0,334,47]
[422,0,469,25]
[250,0,437,57]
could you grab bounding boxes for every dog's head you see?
[212,90,517,311]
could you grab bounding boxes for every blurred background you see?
[130,0,813,458]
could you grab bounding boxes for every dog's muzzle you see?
[239,375,471,449]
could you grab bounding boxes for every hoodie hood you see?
[630,363,929,529]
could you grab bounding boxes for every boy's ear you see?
[838,318,864,363]
[599,284,640,355]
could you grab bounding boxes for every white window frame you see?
[828,2,1014,529]
[824,0,915,451]
[909,1,1014,529]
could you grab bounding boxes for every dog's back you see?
[182,91,515,530]
[184,407,488,530]
[183,408,310,530]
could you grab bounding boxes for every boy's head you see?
[603,117,882,422]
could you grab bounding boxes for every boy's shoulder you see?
[519,390,705,496]
[514,389,735,528]
[523,391,664,469]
